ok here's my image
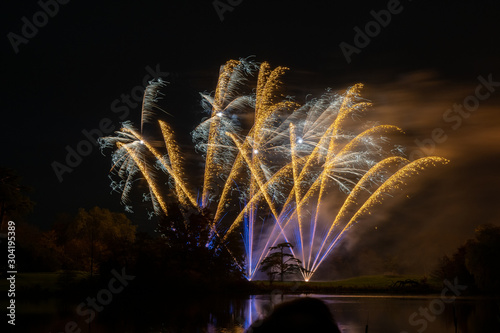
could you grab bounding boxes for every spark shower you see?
[100,59,448,281]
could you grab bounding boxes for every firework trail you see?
[100,59,449,281]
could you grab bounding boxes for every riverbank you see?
[248,274,440,295]
[1,271,447,298]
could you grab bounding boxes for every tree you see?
[14,222,62,272]
[465,224,500,292]
[155,203,245,282]
[431,224,500,292]
[0,167,34,228]
[259,242,303,282]
[431,245,474,286]
[65,207,137,276]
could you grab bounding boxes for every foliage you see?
[12,207,137,274]
[432,224,500,292]
[155,203,245,282]
[64,207,137,274]
[431,245,474,287]
[15,222,62,272]
[465,224,500,292]
[0,167,34,228]
[259,242,303,282]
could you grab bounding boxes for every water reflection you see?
[13,294,500,332]
[208,294,500,333]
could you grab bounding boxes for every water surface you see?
[13,294,500,332]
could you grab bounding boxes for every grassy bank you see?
[1,272,441,297]
[249,275,441,294]
[1,271,91,296]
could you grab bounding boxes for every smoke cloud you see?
[317,71,500,279]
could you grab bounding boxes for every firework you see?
[100,59,449,281]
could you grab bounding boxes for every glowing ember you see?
[100,59,449,281]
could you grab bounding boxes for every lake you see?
[13,293,500,332]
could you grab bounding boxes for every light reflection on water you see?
[207,294,500,333]
[12,294,500,332]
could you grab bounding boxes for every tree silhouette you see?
[432,224,500,292]
[67,207,136,276]
[259,242,303,282]
[465,224,500,292]
[155,203,245,281]
[0,167,34,228]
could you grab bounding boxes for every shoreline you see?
[3,271,494,300]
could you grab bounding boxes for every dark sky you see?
[2,0,500,264]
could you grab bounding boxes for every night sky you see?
[2,0,500,267]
